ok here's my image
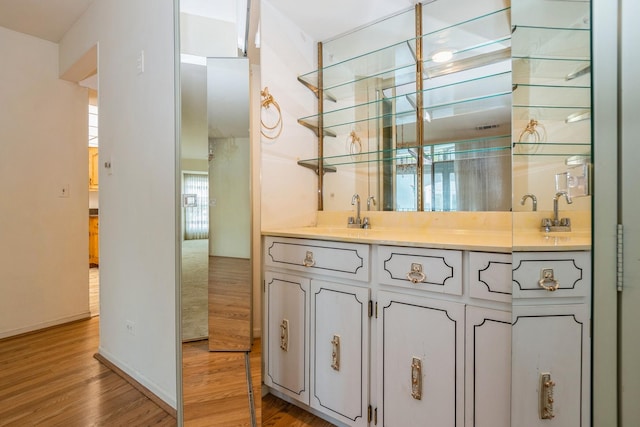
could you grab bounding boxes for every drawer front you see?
[469,252,513,303]
[512,251,591,299]
[264,236,370,282]
[377,245,462,295]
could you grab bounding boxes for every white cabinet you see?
[512,303,590,426]
[469,251,512,303]
[378,245,462,295]
[264,271,310,405]
[376,290,465,427]
[465,306,512,427]
[310,280,370,427]
[263,236,513,427]
[511,251,591,427]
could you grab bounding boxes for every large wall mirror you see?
[298,1,512,212]
[179,1,256,424]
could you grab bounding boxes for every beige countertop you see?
[262,226,513,253]
[262,211,592,253]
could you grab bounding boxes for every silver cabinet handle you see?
[303,250,315,267]
[411,357,422,400]
[539,373,556,419]
[539,268,560,291]
[407,263,426,284]
[280,319,289,351]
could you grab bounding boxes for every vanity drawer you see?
[377,245,462,295]
[469,252,512,303]
[512,251,591,299]
[264,236,370,282]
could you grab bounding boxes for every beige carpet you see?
[181,239,209,341]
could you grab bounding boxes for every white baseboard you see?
[0,312,91,340]
[97,346,177,411]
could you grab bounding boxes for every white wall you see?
[59,0,178,409]
[181,63,208,164]
[209,137,251,258]
[260,0,319,229]
[0,26,89,339]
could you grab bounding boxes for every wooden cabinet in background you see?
[89,147,99,190]
[89,216,99,266]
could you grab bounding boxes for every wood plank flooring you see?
[0,315,331,426]
[208,256,252,351]
[0,317,175,426]
[182,339,261,426]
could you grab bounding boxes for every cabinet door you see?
[512,304,590,426]
[264,271,310,405]
[89,147,99,190]
[89,216,99,266]
[310,280,370,427]
[376,290,464,427]
[465,306,511,427]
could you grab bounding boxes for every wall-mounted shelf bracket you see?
[296,76,337,102]
[297,159,337,175]
[297,119,337,137]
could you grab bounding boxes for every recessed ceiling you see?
[0,0,95,43]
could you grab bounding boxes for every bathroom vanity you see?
[262,213,591,426]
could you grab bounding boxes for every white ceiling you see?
[268,0,417,41]
[0,0,95,43]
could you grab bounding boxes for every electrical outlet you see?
[126,320,135,335]
[137,50,145,74]
[59,184,70,198]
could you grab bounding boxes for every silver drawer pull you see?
[407,263,426,284]
[539,268,560,292]
[303,250,315,267]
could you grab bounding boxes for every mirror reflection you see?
[179,1,257,425]
[302,2,513,212]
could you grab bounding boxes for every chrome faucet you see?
[367,196,376,211]
[553,191,572,225]
[541,191,573,232]
[520,193,537,211]
[347,194,362,228]
[347,194,371,228]
[352,194,361,223]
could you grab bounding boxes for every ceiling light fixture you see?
[432,50,453,63]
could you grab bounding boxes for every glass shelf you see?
[300,135,511,168]
[298,38,418,95]
[299,71,512,131]
[512,142,590,157]
[513,105,591,122]
[424,92,512,123]
[513,84,590,109]
[513,57,591,87]
[512,25,590,60]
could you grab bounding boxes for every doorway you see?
[87,87,100,317]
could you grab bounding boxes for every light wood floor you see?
[0,317,175,426]
[90,267,99,316]
[208,256,252,351]
[0,301,330,426]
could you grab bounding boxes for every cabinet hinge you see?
[617,224,624,292]
[368,405,372,423]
